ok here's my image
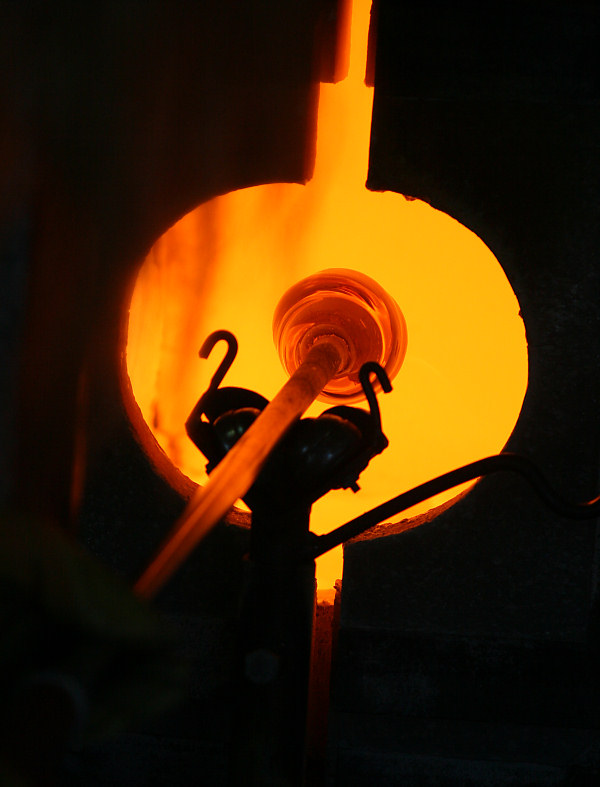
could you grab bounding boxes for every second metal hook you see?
[359,361,392,433]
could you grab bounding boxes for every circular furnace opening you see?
[124,0,527,592]
[125,194,528,591]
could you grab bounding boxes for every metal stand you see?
[184,332,392,786]
[230,505,315,786]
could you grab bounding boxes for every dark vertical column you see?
[230,505,316,787]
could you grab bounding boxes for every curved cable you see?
[309,453,600,559]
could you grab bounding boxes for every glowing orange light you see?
[125,0,528,591]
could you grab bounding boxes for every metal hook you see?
[358,361,392,433]
[199,330,238,391]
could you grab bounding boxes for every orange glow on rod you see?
[126,0,528,591]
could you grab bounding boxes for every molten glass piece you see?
[273,269,407,402]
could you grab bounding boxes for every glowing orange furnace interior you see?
[125,0,528,591]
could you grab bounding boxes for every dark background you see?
[1,1,599,784]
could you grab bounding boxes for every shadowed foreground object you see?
[0,510,188,785]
